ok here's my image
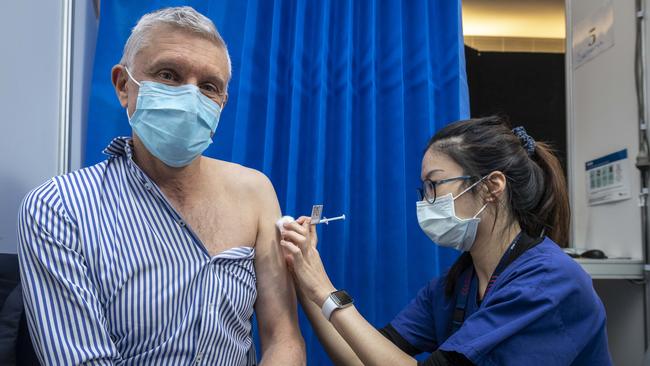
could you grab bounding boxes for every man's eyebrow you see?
[204,74,226,87]
[146,59,226,86]
[146,58,185,70]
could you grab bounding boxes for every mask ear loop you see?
[453,175,489,201]
[124,67,141,121]
[473,203,489,219]
[123,66,141,87]
[453,175,491,219]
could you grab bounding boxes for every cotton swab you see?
[276,216,295,232]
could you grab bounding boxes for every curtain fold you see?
[86,1,469,364]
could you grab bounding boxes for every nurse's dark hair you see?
[424,116,570,297]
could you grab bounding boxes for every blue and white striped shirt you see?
[18,137,258,365]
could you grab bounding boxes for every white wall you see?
[568,0,643,259]
[70,0,99,170]
[567,1,647,364]
[0,1,98,254]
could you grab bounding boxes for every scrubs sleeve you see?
[389,278,440,353]
[439,251,609,366]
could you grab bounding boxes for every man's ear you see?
[111,64,129,108]
[483,171,507,203]
[221,93,228,109]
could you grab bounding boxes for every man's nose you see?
[184,77,200,87]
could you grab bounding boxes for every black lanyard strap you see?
[450,232,523,335]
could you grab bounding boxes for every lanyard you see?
[450,232,522,335]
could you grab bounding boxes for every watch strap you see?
[321,295,339,321]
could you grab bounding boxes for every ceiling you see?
[462,0,566,39]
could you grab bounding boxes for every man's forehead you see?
[133,25,230,79]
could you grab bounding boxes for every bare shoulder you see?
[204,157,276,202]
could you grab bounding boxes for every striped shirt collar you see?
[102,136,134,158]
[102,136,152,186]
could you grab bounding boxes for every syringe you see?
[276,213,347,231]
[315,214,346,225]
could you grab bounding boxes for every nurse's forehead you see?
[421,151,462,180]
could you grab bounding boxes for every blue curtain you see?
[86,1,469,364]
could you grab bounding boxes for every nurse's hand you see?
[280,216,336,306]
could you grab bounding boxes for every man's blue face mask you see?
[124,67,222,168]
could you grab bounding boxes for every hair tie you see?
[512,126,536,156]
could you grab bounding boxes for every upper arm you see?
[251,173,304,347]
[17,181,119,365]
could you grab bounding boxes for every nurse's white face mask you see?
[416,176,488,252]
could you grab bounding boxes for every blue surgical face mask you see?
[124,67,222,168]
[416,176,488,252]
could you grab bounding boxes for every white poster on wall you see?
[572,0,614,69]
[585,149,631,206]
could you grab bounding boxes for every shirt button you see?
[195,352,204,364]
[178,220,186,227]
[144,183,153,191]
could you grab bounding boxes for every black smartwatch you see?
[321,290,354,321]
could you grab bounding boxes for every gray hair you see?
[120,6,231,76]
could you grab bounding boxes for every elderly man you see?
[18,6,305,365]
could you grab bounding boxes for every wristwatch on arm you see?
[321,289,354,321]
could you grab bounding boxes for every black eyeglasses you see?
[417,175,476,204]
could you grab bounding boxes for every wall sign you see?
[586,149,631,206]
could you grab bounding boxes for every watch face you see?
[331,290,353,306]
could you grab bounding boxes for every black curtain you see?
[465,46,567,172]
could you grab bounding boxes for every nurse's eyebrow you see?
[423,169,444,181]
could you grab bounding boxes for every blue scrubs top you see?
[390,238,612,365]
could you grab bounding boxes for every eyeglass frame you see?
[416,175,478,204]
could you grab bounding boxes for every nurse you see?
[280,116,612,365]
